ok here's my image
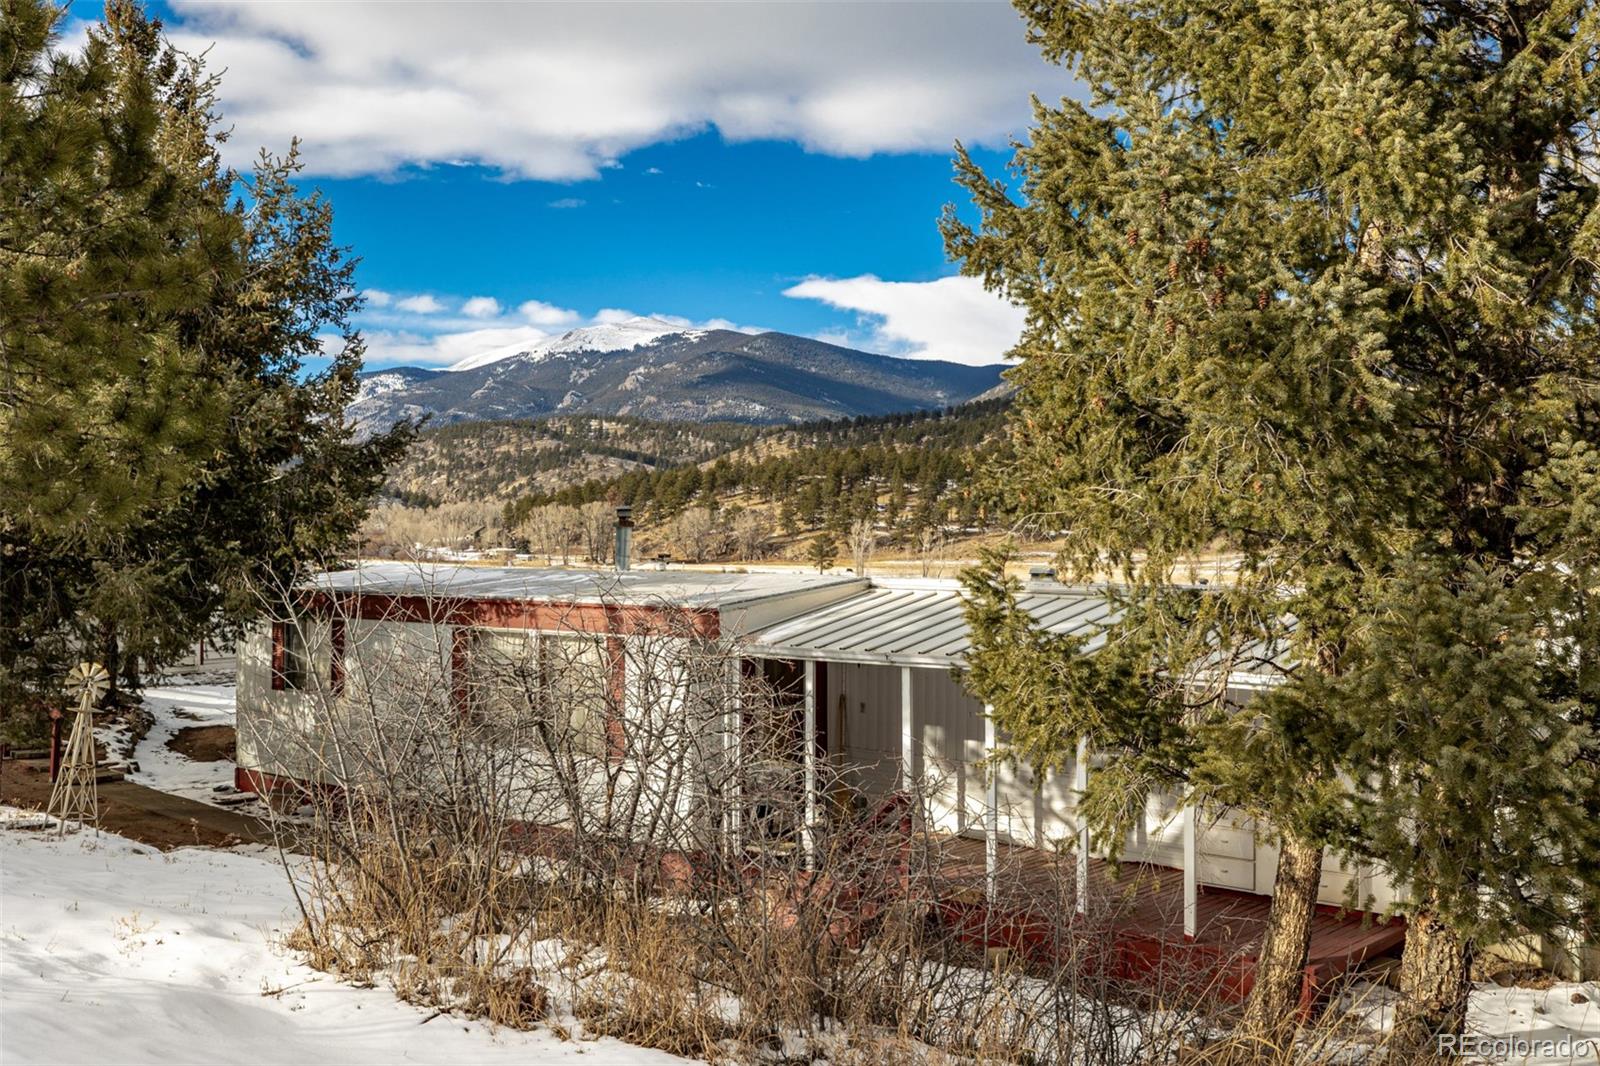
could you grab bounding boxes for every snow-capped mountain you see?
[444,315,701,372]
[351,325,1006,430]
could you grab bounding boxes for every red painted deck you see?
[922,835,1406,1009]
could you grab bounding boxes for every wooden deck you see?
[493,806,1404,1012]
[923,835,1406,1008]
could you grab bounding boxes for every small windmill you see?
[47,662,108,835]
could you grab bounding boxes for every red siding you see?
[269,622,287,691]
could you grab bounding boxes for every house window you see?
[271,620,311,691]
[464,629,609,756]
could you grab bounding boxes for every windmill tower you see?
[47,662,108,835]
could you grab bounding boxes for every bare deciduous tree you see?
[362,501,509,558]
[667,506,724,563]
[579,500,614,565]
[731,509,774,562]
[916,525,945,579]
[847,517,876,576]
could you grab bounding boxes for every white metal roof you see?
[744,579,1120,668]
[312,562,864,609]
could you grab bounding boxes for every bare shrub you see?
[248,570,1418,1063]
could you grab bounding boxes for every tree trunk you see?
[99,622,121,706]
[120,653,140,696]
[1231,830,1323,1059]
[1387,905,1472,1063]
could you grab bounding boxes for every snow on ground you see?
[0,817,693,1066]
[1335,978,1600,1064]
[1463,984,1600,1065]
[123,682,241,805]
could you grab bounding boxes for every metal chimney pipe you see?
[614,505,633,572]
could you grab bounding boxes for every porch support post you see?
[803,658,818,868]
[1074,736,1089,916]
[984,703,998,903]
[1182,801,1198,940]
[899,666,914,793]
[726,657,743,852]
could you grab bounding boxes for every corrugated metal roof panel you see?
[745,581,1117,668]
[745,580,1288,681]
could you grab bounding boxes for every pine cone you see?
[1257,290,1270,310]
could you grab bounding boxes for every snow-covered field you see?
[0,820,691,1065]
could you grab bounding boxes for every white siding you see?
[813,662,1404,913]
[237,611,1408,915]
[236,617,351,785]
[823,663,1081,848]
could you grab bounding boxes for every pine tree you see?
[806,533,837,573]
[1334,563,1600,1052]
[1,0,415,725]
[1,0,226,537]
[945,0,1598,1053]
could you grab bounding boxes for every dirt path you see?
[1,758,279,850]
[167,724,236,763]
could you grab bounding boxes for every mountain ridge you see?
[351,321,1007,430]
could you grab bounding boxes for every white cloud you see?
[363,288,393,307]
[395,294,446,314]
[159,2,1066,179]
[547,197,586,209]
[356,293,760,368]
[460,296,502,318]
[784,274,1023,365]
[518,300,581,327]
[364,325,558,369]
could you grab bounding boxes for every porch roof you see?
[744,579,1118,669]
[746,578,1293,681]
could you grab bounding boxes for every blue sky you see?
[138,1,1071,369]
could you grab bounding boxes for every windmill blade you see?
[65,662,111,706]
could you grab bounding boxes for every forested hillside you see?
[505,399,1006,524]
[383,416,761,505]
[498,399,1015,563]
[366,400,1019,563]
